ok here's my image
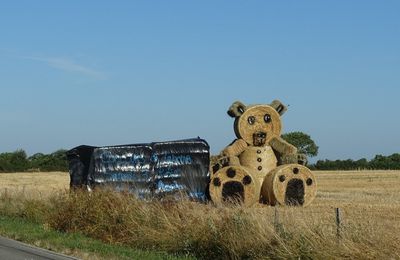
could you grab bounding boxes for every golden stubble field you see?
[0,171,69,196]
[1,170,399,204]
[312,170,400,238]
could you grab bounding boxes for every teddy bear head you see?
[227,100,287,147]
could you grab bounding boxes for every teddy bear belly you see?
[239,146,278,184]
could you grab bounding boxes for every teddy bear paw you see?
[209,166,259,206]
[261,164,316,206]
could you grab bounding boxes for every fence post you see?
[274,206,280,232]
[335,207,342,240]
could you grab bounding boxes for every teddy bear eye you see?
[264,114,271,123]
[247,116,256,125]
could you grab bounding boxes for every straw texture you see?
[260,164,316,206]
[239,146,277,194]
[222,139,248,157]
[209,166,259,206]
[269,136,298,156]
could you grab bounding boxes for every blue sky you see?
[1,1,399,162]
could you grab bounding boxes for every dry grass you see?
[1,170,400,259]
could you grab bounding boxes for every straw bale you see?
[269,136,298,155]
[280,153,308,165]
[222,139,248,157]
[228,156,241,166]
[239,146,277,193]
[235,105,282,145]
[209,166,260,206]
[260,164,316,206]
[270,100,287,115]
[227,101,247,117]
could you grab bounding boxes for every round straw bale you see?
[209,166,259,206]
[260,164,316,206]
[235,105,282,145]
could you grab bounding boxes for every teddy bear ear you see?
[227,101,247,118]
[270,100,287,116]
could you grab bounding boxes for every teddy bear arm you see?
[221,139,247,166]
[279,153,308,165]
[269,136,297,156]
[222,139,248,157]
[269,136,309,165]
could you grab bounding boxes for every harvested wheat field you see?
[0,172,69,197]
[1,170,399,204]
[1,170,400,259]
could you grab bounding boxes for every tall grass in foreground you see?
[1,189,399,260]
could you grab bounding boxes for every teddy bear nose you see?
[256,132,266,138]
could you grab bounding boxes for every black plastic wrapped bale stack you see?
[66,138,210,201]
[66,145,97,188]
[88,143,153,198]
[152,139,210,199]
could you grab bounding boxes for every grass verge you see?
[0,215,192,260]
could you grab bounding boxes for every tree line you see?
[1,131,399,172]
[310,154,400,170]
[0,149,68,172]
[2,149,400,172]
[281,131,400,170]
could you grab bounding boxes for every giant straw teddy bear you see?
[209,100,316,206]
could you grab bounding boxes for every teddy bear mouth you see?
[253,132,267,146]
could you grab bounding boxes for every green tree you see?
[0,150,29,172]
[281,131,319,157]
[0,152,13,172]
[10,149,29,171]
[28,150,68,171]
